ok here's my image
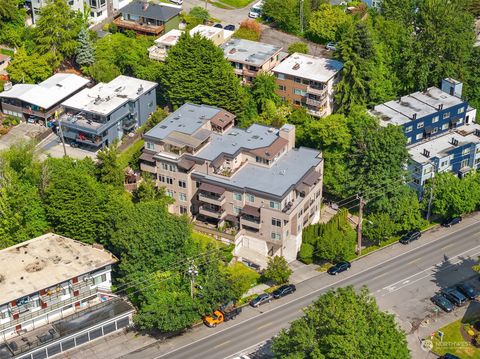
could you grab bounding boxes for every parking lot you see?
[36,132,98,160]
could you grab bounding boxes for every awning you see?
[241,205,261,217]
[139,152,155,163]
[199,182,225,195]
[302,170,321,186]
[225,214,239,223]
[178,158,195,171]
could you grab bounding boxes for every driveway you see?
[36,132,98,160]
[0,123,51,151]
[181,0,253,26]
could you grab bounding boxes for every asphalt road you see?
[121,217,480,359]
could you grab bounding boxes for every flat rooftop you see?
[0,73,89,110]
[373,86,466,126]
[62,75,157,116]
[154,29,183,46]
[195,124,279,161]
[272,53,343,83]
[221,38,282,67]
[409,123,480,164]
[0,234,118,306]
[197,146,322,198]
[144,103,223,140]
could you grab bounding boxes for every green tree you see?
[89,59,121,82]
[362,212,397,243]
[464,47,480,110]
[263,0,312,34]
[263,256,293,284]
[133,176,172,205]
[271,286,410,359]
[380,0,417,26]
[96,146,124,188]
[185,6,210,28]
[76,27,95,68]
[6,47,52,84]
[308,3,351,43]
[287,42,309,54]
[34,0,85,64]
[225,262,259,299]
[251,73,281,113]
[159,33,248,117]
[144,107,169,132]
[0,0,26,47]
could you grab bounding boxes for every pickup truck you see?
[203,306,242,327]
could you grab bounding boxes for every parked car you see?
[224,24,236,31]
[170,0,183,4]
[250,293,272,307]
[203,306,242,327]
[326,42,337,51]
[431,294,454,312]
[440,354,461,359]
[399,230,421,245]
[442,216,462,227]
[214,23,223,28]
[327,261,351,275]
[442,288,467,307]
[456,283,477,300]
[272,284,296,299]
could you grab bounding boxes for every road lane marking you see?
[153,221,480,359]
[213,340,231,349]
[256,322,272,330]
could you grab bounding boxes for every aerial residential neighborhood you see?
[0,0,480,359]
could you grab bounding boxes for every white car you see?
[170,0,183,4]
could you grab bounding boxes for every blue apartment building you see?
[371,79,478,193]
[60,75,157,149]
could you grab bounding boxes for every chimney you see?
[279,124,296,150]
[422,149,430,158]
[142,2,149,11]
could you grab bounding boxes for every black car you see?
[442,288,467,307]
[442,216,462,227]
[213,23,223,28]
[441,354,461,359]
[456,283,477,300]
[250,293,272,307]
[327,261,351,275]
[399,230,421,245]
[272,284,296,299]
[224,24,236,31]
[431,294,454,312]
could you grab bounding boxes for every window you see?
[179,193,187,201]
[276,73,285,80]
[246,194,255,202]
[294,100,301,106]
[178,180,186,188]
[442,123,449,130]
[146,142,154,150]
[406,137,411,144]
[233,206,242,215]
[272,218,281,227]
[168,164,177,172]
[233,193,243,201]
[476,158,480,165]
[416,133,423,140]
[0,311,10,320]
[432,127,438,134]
[423,167,432,175]
[417,122,424,129]
[443,112,450,119]
[166,177,173,185]
[279,85,286,91]
[161,163,168,170]
[270,232,281,240]
[93,273,107,285]
[462,148,470,156]
[476,147,480,154]
[458,107,465,114]
[180,206,188,214]
[158,175,165,182]
[148,101,153,108]
[441,160,448,167]
[412,178,420,185]
[293,89,306,96]
[166,190,174,197]
[405,125,413,133]
[294,77,301,83]
[269,201,280,210]
[432,116,439,123]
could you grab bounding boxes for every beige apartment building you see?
[141,103,323,267]
[273,53,343,118]
[221,38,284,84]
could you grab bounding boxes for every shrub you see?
[263,256,292,284]
[226,262,260,299]
[288,42,309,54]
[298,243,314,264]
[233,28,260,41]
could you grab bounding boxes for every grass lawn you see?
[117,138,144,169]
[431,319,480,358]
[214,0,253,8]
[210,1,233,9]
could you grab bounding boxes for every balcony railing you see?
[243,68,258,77]
[198,192,226,206]
[113,17,164,35]
[199,206,226,220]
[306,96,326,108]
[306,85,327,96]
[240,216,261,229]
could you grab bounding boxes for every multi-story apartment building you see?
[0,234,117,340]
[0,73,89,126]
[221,38,284,84]
[60,75,157,149]
[371,79,478,193]
[113,1,181,36]
[141,103,323,267]
[148,25,234,61]
[272,53,343,118]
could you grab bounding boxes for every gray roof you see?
[221,38,282,67]
[119,1,181,21]
[195,124,279,161]
[273,53,343,83]
[373,86,466,126]
[144,103,223,140]
[196,147,322,198]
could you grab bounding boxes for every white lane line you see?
[152,221,480,359]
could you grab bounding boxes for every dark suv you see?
[399,230,421,245]
[456,283,477,300]
[272,284,296,299]
[442,288,467,307]
[431,294,454,312]
[442,217,462,227]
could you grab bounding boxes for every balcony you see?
[140,162,156,174]
[122,118,137,131]
[113,17,164,35]
[199,205,226,220]
[306,96,326,108]
[307,106,328,118]
[148,45,168,61]
[198,192,226,206]
[75,135,105,147]
[234,68,243,76]
[243,68,258,78]
[240,215,261,230]
[306,85,327,97]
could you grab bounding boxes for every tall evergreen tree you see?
[76,28,94,67]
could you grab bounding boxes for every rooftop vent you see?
[422,149,430,158]
[292,63,300,70]
[268,128,275,133]
[56,83,63,88]
[160,125,167,129]
[137,84,144,95]
[279,169,286,175]
[451,137,459,146]
[3,81,12,91]
[229,48,237,54]
[94,95,102,105]
[438,103,444,111]
[412,113,417,120]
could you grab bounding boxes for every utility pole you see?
[426,163,436,221]
[57,120,67,158]
[356,195,365,256]
[204,0,208,10]
[188,261,198,299]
